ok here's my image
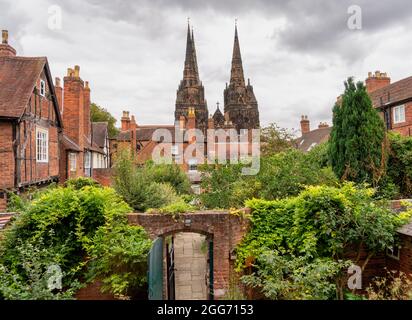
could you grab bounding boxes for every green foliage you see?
[86,224,152,298]
[329,77,386,186]
[90,103,120,138]
[0,238,81,300]
[143,161,191,195]
[242,252,349,300]
[113,151,189,212]
[236,183,412,299]
[200,149,338,209]
[65,177,101,190]
[386,132,412,198]
[366,270,412,300]
[260,123,297,156]
[0,179,151,300]
[147,199,195,216]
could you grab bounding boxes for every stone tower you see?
[221,24,259,132]
[175,23,209,133]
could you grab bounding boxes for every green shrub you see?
[86,224,152,298]
[236,183,412,299]
[0,179,151,300]
[113,151,189,211]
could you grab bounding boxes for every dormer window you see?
[40,79,46,97]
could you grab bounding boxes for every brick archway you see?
[127,211,249,299]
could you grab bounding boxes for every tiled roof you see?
[0,213,15,230]
[369,76,412,108]
[92,122,108,148]
[0,56,63,126]
[137,125,175,141]
[296,127,332,152]
[62,134,81,152]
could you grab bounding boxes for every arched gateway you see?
[127,210,250,300]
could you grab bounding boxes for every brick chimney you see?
[0,30,16,57]
[300,115,310,134]
[63,65,85,147]
[121,111,130,132]
[83,80,91,141]
[208,114,214,130]
[55,77,63,114]
[179,115,186,130]
[318,122,329,129]
[365,71,390,93]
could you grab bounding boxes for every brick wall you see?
[92,168,113,186]
[127,211,250,300]
[76,281,116,300]
[0,121,15,189]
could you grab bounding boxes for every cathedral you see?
[174,22,260,133]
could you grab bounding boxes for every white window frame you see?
[393,105,406,124]
[386,246,400,260]
[171,145,179,156]
[36,127,48,163]
[69,153,77,172]
[188,159,198,172]
[84,151,91,169]
[40,79,46,97]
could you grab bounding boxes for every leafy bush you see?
[86,223,152,298]
[236,183,412,299]
[0,180,151,300]
[200,149,338,209]
[65,177,101,190]
[113,151,189,212]
[386,132,412,198]
[366,269,412,300]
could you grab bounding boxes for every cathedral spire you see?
[183,21,197,84]
[230,22,245,86]
[191,27,200,82]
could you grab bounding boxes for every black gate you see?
[166,236,175,300]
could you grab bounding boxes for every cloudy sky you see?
[3,0,412,133]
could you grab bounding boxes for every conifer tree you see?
[329,77,386,185]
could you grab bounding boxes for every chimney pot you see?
[2,30,8,44]
[74,65,80,77]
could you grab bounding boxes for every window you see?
[40,79,46,97]
[393,105,406,124]
[191,184,201,195]
[386,246,400,260]
[36,127,48,162]
[84,151,91,177]
[69,153,77,172]
[188,159,197,172]
[171,145,179,155]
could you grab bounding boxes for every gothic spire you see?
[230,23,245,86]
[191,27,200,82]
[183,21,197,84]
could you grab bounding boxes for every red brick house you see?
[0,30,63,211]
[57,65,108,181]
[296,115,331,152]
[367,71,412,136]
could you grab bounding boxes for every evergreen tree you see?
[329,77,386,185]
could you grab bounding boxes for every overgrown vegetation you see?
[200,147,337,209]
[113,151,193,213]
[235,183,412,300]
[0,178,151,300]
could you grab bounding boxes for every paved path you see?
[174,233,208,300]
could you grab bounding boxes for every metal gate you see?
[166,236,175,300]
[148,237,163,300]
[208,239,214,299]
